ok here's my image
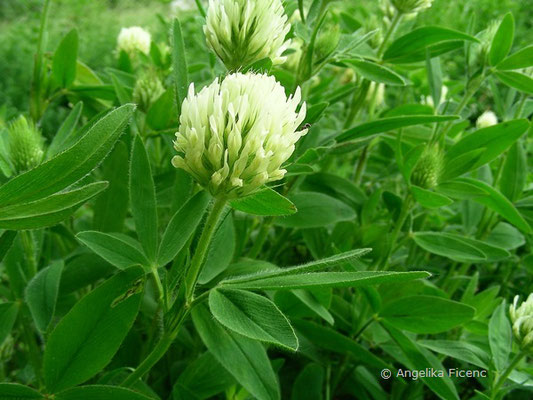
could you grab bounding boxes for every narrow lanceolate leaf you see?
[383,26,479,62]
[0,302,19,346]
[25,260,64,332]
[342,59,406,85]
[413,232,486,262]
[0,182,108,230]
[488,301,512,372]
[192,305,280,400]
[489,13,514,66]
[497,45,533,70]
[411,186,453,209]
[495,71,533,94]
[380,296,475,334]
[47,102,83,158]
[222,271,430,290]
[222,248,371,284]
[0,383,44,399]
[130,136,158,262]
[230,188,296,216]
[443,119,529,180]
[172,18,188,113]
[209,288,298,351]
[0,104,134,207]
[55,385,155,400]
[158,191,210,266]
[337,115,458,142]
[0,230,17,264]
[44,266,144,393]
[458,178,531,233]
[501,141,527,202]
[77,231,149,270]
[52,29,79,88]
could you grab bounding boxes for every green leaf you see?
[293,320,388,369]
[342,59,406,85]
[0,182,108,230]
[25,260,64,332]
[0,302,19,347]
[444,119,530,179]
[199,214,235,284]
[191,305,280,400]
[411,186,453,209]
[158,191,210,266]
[209,288,298,351]
[275,192,355,228]
[489,13,514,66]
[304,102,329,125]
[436,180,489,199]
[419,340,489,369]
[77,231,149,270]
[380,295,475,334]
[47,102,83,158]
[230,188,296,216]
[384,26,479,62]
[413,232,486,262]
[501,141,527,202]
[495,70,533,94]
[130,136,158,262]
[222,271,430,290]
[146,88,177,130]
[172,18,188,113]
[291,364,324,400]
[44,267,144,393]
[488,301,512,372]
[92,141,129,232]
[223,248,372,284]
[52,29,79,88]
[242,57,273,74]
[497,45,533,70]
[0,104,134,207]
[0,383,43,399]
[0,230,17,264]
[382,322,459,400]
[458,178,531,233]
[55,386,154,400]
[173,352,234,400]
[337,115,458,142]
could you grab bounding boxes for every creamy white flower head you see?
[510,294,533,349]
[117,27,151,55]
[170,0,198,14]
[390,0,433,14]
[172,72,307,198]
[204,0,291,70]
[476,110,498,129]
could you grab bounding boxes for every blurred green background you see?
[0,0,531,119]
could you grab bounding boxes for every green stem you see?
[20,304,43,387]
[380,194,412,270]
[248,216,274,259]
[491,351,527,399]
[184,197,227,303]
[377,11,402,58]
[150,265,166,311]
[353,145,369,185]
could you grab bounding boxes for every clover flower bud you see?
[204,0,291,70]
[7,116,44,174]
[510,294,533,350]
[411,144,443,189]
[476,110,498,129]
[172,72,307,198]
[314,24,340,62]
[133,74,165,112]
[117,27,151,56]
[390,0,433,14]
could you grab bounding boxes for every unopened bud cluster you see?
[510,294,533,351]
[133,74,165,112]
[411,145,443,189]
[204,0,291,70]
[7,116,44,174]
[172,72,307,198]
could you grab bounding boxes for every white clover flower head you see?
[172,72,307,198]
[390,0,433,14]
[204,0,291,70]
[476,110,498,129]
[170,0,198,14]
[510,294,533,350]
[117,27,151,56]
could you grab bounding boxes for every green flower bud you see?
[314,24,340,62]
[510,294,533,351]
[204,0,291,70]
[390,0,433,14]
[133,74,165,112]
[7,116,44,174]
[172,72,308,199]
[410,144,443,189]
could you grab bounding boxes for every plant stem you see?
[247,216,274,259]
[150,264,166,311]
[184,196,227,303]
[377,11,402,58]
[491,351,527,399]
[380,194,412,270]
